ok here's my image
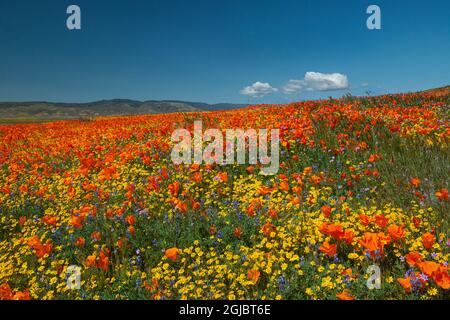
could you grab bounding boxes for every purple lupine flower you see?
[419,273,428,282]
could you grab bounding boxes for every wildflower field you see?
[0,89,449,300]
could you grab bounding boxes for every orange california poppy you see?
[191,172,202,183]
[19,216,27,226]
[374,214,389,228]
[410,178,421,188]
[191,200,201,210]
[431,266,450,289]
[414,191,425,200]
[319,241,337,257]
[303,166,312,174]
[247,269,261,284]
[175,200,188,213]
[97,251,109,272]
[309,175,322,185]
[268,208,278,219]
[75,237,86,248]
[421,232,435,249]
[105,208,114,218]
[27,236,41,248]
[216,172,228,182]
[412,216,421,228]
[165,247,180,262]
[42,215,57,226]
[125,215,136,225]
[168,181,180,197]
[404,251,422,266]
[292,185,302,195]
[261,222,276,236]
[368,154,378,163]
[0,283,13,300]
[91,231,102,241]
[12,290,31,300]
[321,205,332,218]
[189,163,199,172]
[387,224,405,241]
[70,215,85,228]
[34,241,53,259]
[358,214,370,226]
[397,277,412,293]
[358,232,386,256]
[435,188,449,201]
[417,261,440,277]
[258,185,274,196]
[341,268,353,277]
[336,289,355,300]
[319,222,344,239]
[86,255,97,267]
[19,184,29,193]
[341,229,355,245]
[279,181,289,192]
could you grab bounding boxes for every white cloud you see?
[282,72,349,94]
[240,81,278,98]
[282,79,305,94]
[305,72,349,91]
[361,82,369,87]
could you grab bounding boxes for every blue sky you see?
[0,0,449,103]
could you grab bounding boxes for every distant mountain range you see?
[0,99,249,119]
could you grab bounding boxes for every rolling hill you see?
[0,99,249,119]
